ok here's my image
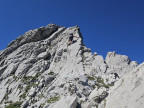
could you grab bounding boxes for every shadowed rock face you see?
[0,24,142,108]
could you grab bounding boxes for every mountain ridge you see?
[0,24,143,108]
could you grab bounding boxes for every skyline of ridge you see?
[0,0,144,63]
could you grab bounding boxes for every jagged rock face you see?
[0,24,140,108]
[105,51,138,77]
[100,63,144,108]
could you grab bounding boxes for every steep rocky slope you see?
[100,63,144,108]
[0,24,141,108]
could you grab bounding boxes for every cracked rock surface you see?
[0,24,142,108]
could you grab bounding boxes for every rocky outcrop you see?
[99,62,144,108]
[106,51,138,77]
[0,24,142,108]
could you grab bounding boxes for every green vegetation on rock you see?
[96,78,114,89]
[19,93,27,99]
[5,101,23,108]
[47,96,60,103]
[48,71,54,75]
[87,75,95,80]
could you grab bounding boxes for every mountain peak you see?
[0,24,143,108]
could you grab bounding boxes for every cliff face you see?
[102,62,144,108]
[0,24,141,108]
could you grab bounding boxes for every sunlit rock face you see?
[0,24,141,108]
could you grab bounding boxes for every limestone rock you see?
[104,63,144,108]
[106,51,138,77]
[0,24,142,108]
[21,100,29,108]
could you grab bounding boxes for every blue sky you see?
[0,0,144,63]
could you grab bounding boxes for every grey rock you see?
[28,87,37,97]
[105,51,138,77]
[38,51,51,60]
[104,63,144,108]
[21,100,29,108]
[49,96,78,108]
[0,24,141,108]
[0,65,7,76]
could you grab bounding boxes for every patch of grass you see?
[4,93,9,100]
[5,101,23,108]
[48,71,54,75]
[4,101,13,104]
[10,74,18,81]
[21,76,31,83]
[96,104,98,108]
[95,83,101,89]
[106,79,109,82]
[21,73,41,92]
[18,85,23,90]
[25,85,31,92]
[31,72,40,82]
[97,78,109,88]
[31,82,39,88]
[41,103,45,107]
[92,85,96,88]
[5,79,11,85]
[22,72,42,83]
[10,73,15,76]
[13,76,18,81]
[47,96,60,103]
[97,78,104,84]
[80,100,85,104]
[104,99,106,108]
[87,76,95,80]
[38,93,44,99]
[96,78,114,89]
[103,84,109,89]
[19,93,27,99]
[31,99,36,104]
[24,82,39,92]
[108,83,114,87]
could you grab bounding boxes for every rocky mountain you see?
[0,24,143,108]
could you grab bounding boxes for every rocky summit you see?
[0,24,143,108]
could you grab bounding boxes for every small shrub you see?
[48,71,54,75]
[92,85,96,88]
[31,73,40,82]
[96,78,114,89]
[4,101,13,104]
[47,96,60,103]
[80,100,85,104]
[41,103,45,107]
[18,85,23,90]
[5,101,23,108]
[4,93,9,100]
[19,93,27,99]
[97,78,104,84]
[5,79,11,85]
[87,76,95,80]
[103,84,109,88]
[22,72,42,83]
[95,83,101,89]
[25,85,31,92]
[38,93,44,99]
[108,83,114,87]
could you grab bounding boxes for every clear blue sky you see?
[0,0,144,63]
